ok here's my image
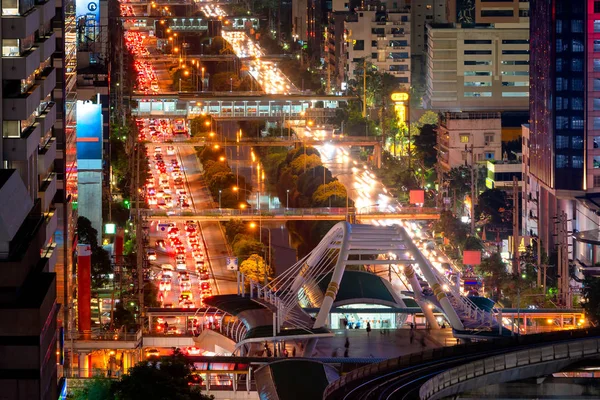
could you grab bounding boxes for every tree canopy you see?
[413,123,437,169]
[239,254,272,284]
[582,277,600,325]
[77,216,112,289]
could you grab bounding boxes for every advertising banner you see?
[76,0,100,46]
[76,101,103,169]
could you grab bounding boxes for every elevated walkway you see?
[142,207,441,221]
[65,330,142,351]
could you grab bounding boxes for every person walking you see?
[366,322,372,336]
[345,337,350,349]
[344,348,349,358]
[292,346,296,357]
[410,329,415,344]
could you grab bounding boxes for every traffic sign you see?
[226,257,238,271]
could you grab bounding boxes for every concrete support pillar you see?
[523,315,527,333]
[303,338,318,357]
[404,264,440,330]
[79,352,89,378]
[374,143,382,169]
[148,314,152,332]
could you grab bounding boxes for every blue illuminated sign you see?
[76,101,102,169]
[76,0,100,46]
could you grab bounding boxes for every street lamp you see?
[230,77,233,92]
[249,222,272,285]
[218,190,222,209]
[286,189,290,210]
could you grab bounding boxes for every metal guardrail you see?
[65,330,142,342]
[419,335,600,399]
[323,328,600,399]
[143,207,441,218]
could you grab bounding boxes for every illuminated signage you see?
[76,101,103,169]
[391,92,409,102]
[76,0,100,47]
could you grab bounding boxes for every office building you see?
[343,8,411,88]
[436,112,502,171]
[0,0,61,396]
[425,24,529,111]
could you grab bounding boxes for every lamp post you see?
[218,190,222,209]
[230,77,233,92]
[201,67,205,91]
[286,189,290,210]
[233,186,252,202]
[250,222,272,285]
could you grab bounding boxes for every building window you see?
[594,156,600,169]
[353,40,364,50]
[594,118,600,130]
[594,79,600,91]
[389,64,409,71]
[502,39,529,44]
[389,52,409,59]
[2,39,19,57]
[572,136,584,149]
[595,21,600,33]
[572,40,584,52]
[595,1,600,13]
[502,81,529,87]
[572,118,584,130]
[595,60,600,72]
[464,60,492,65]
[556,116,569,130]
[464,92,492,97]
[398,77,409,83]
[502,92,529,97]
[594,99,600,110]
[464,71,492,76]
[389,40,408,47]
[501,60,529,65]
[556,135,569,149]
[464,81,492,87]
[595,40,600,52]
[572,20,584,33]
[519,9,529,17]
[481,9,514,17]
[2,121,20,138]
[464,50,492,55]
[484,152,495,160]
[572,156,584,169]
[501,71,529,76]
[502,50,529,55]
[460,134,470,143]
[464,40,492,44]
[594,137,600,148]
[371,40,378,47]
[572,97,584,110]
[593,175,600,188]
[573,79,584,91]
[484,133,494,144]
[556,154,568,168]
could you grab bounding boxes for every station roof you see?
[202,294,266,316]
[317,271,396,305]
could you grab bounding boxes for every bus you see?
[173,119,188,137]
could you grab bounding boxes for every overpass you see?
[155,136,382,147]
[132,92,354,119]
[122,15,260,31]
[323,328,600,400]
[142,207,442,221]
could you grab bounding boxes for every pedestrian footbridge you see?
[192,222,511,356]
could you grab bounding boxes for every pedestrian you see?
[410,329,415,344]
[266,347,272,357]
[409,322,414,330]
[292,346,296,357]
[344,338,350,349]
[344,348,349,358]
[366,322,372,336]
[164,321,169,333]
[283,348,289,357]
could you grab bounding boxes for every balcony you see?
[3,83,41,120]
[37,0,55,25]
[2,123,41,161]
[40,243,57,276]
[35,101,56,135]
[1,7,40,39]
[2,45,41,80]
[36,67,56,99]
[37,31,56,61]
[38,172,57,212]
[43,210,57,243]
[38,137,56,174]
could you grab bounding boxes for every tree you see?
[239,254,272,283]
[415,111,439,128]
[112,302,137,331]
[478,189,509,224]
[70,377,113,400]
[290,154,322,175]
[77,216,113,289]
[476,253,509,301]
[112,349,213,400]
[144,281,160,308]
[224,219,248,243]
[232,235,264,261]
[190,117,212,137]
[413,124,437,168]
[582,277,600,326]
[211,72,243,91]
[312,181,348,207]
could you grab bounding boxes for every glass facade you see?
[530,0,586,190]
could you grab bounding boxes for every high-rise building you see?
[425,1,530,111]
[343,8,411,88]
[0,0,61,396]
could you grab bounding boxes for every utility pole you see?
[556,211,570,308]
[512,176,520,275]
[134,145,144,328]
[536,191,542,287]
[465,144,476,235]
[362,58,367,118]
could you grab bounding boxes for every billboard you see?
[76,0,100,47]
[76,101,102,169]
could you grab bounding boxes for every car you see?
[159,278,171,292]
[175,254,185,263]
[201,281,210,291]
[146,348,160,358]
[186,347,201,355]
[175,246,186,255]
[185,225,196,234]
[180,290,193,301]
[166,326,180,334]
[180,280,191,291]
[161,263,175,272]
[154,146,162,154]
[166,146,175,155]
[193,252,205,262]
[146,249,157,261]
[176,260,187,271]
[201,288,212,296]
[180,299,195,308]
[156,239,166,249]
